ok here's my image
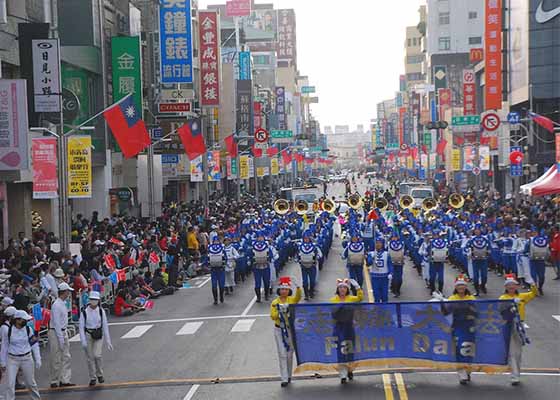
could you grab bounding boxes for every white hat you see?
[126,233,135,240]
[94,240,106,246]
[88,291,101,301]
[504,274,519,286]
[53,268,65,278]
[58,282,74,292]
[454,275,468,287]
[14,310,32,321]
[1,297,14,306]
[4,306,17,317]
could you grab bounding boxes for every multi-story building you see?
[404,10,425,90]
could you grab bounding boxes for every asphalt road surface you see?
[26,180,560,400]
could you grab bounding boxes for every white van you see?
[410,186,434,207]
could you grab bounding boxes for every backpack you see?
[8,324,38,347]
[208,252,224,268]
[82,306,104,340]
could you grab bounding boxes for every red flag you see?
[436,139,448,156]
[116,269,127,282]
[103,96,151,158]
[266,146,279,157]
[421,145,428,154]
[529,112,556,133]
[149,252,160,264]
[224,134,238,158]
[454,136,465,145]
[294,153,304,163]
[178,119,206,161]
[480,136,490,145]
[281,149,292,164]
[304,158,314,165]
[251,146,263,158]
[103,254,116,270]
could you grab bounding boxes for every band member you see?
[208,237,227,305]
[330,279,363,384]
[366,237,393,303]
[388,232,405,298]
[427,230,448,294]
[361,218,375,252]
[467,226,490,296]
[341,232,365,289]
[223,236,240,295]
[298,233,322,300]
[527,230,550,295]
[499,274,537,386]
[270,277,302,387]
[253,233,274,302]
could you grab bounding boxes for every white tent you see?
[520,165,555,195]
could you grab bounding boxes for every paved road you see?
[25,180,559,399]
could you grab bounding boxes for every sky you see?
[199,0,425,130]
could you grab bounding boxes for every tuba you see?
[374,197,388,211]
[422,197,438,212]
[348,194,363,210]
[273,199,291,215]
[295,200,309,215]
[399,195,414,210]
[321,198,336,214]
[448,193,465,209]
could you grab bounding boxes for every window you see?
[407,72,424,81]
[438,36,451,50]
[407,55,424,64]
[253,55,271,65]
[439,12,450,25]
[407,38,412,47]
[468,11,478,19]
[412,37,417,46]
[468,36,482,45]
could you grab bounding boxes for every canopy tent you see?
[520,165,555,195]
[521,165,560,196]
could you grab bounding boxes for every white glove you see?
[35,360,42,370]
[107,343,114,352]
[513,298,522,304]
[431,291,445,301]
[348,279,360,289]
[387,274,393,280]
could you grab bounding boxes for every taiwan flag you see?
[179,119,206,161]
[281,148,292,164]
[103,95,151,158]
[224,134,238,158]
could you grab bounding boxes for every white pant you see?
[422,261,430,281]
[457,368,469,381]
[5,354,40,400]
[48,330,71,385]
[467,259,473,279]
[224,269,236,288]
[518,256,531,281]
[273,327,293,383]
[509,330,523,382]
[84,333,104,380]
[338,365,349,379]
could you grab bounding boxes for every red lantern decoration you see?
[509,150,524,165]
[487,171,494,177]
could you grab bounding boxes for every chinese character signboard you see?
[275,86,286,130]
[0,80,29,170]
[485,0,503,110]
[277,9,297,65]
[271,130,293,143]
[239,155,249,179]
[438,88,451,118]
[451,148,461,171]
[198,11,220,106]
[226,0,251,17]
[32,138,58,199]
[111,36,142,111]
[236,80,253,135]
[67,136,92,199]
[32,39,61,113]
[160,0,193,84]
[271,157,279,175]
[238,51,251,80]
[254,102,262,130]
[463,69,477,115]
[398,107,406,145]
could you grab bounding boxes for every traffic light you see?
[424,121,448,130]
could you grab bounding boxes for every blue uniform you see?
[366,250,393,303]
[427,237,448,293]
[252,240,273,301]
[468,235,490,290]
[528,235,550,290]
[342,241,365,287]
[388,239,405,296]
[298,241,322,299]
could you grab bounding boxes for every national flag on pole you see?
[224,134,238,158]
[266,146,279,157]
[116,269,127,282]
[294,153,304,163]
[104,254,116,270]
[178,119,206,161]
[251,146,263,158]
[103,95,151,158]
[528,112,556,133]
[436,139,448,156]
[281,148,292,164]
[109,271,118,284]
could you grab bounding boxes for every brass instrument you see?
[295,200,309,215]
[348,194,364,210]
[273,199,291,215]
[399,195,414,210]
[422,197,438,213]
[374,197,388,211]
[448,193,465,209]
[321,198,336,214]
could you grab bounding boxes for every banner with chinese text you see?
[32,138,58,199]
[67,136,92,199]
[199,11,220,106]
[484,0,503,110]
[190,155,203,182]
[208,151,221,181]
[160,0,193,83]
[111,36,142,112]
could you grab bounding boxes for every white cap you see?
[1,297,14,306]
[88,291,101,301]
[126,233,135,240]
[4,306,17,317]
[94,240,106,246]
[53,268,65,278]
[58,282,74,292]
[14,310,32,321]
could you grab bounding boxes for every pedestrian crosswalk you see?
[176,321,204,335]
[230,319,255,332]
[121,324,153,339]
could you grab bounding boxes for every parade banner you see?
[271,157,279,176]
[0,80,29,171]
[208,151,221,181]
[67,136,92,198]
[463,145,476,172]
[32,39,61,113]
[32,138,58,199]
[190,155,203,182]
[287,300,516,373]
[198,11,220,106]
[160,0,193,84]
[239,155,249,179]
[248,156,255,178]
[484,0,502,110]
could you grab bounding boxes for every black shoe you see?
[89,379,96,386]
[511,380,520,386]
[288,378,291,383]
[348,371,354,381]
[97,376,104,384]
[341,378,347,384]
[482,286,487,294]
[474,292,480,297]
[15,383,25,390]
[60,383,76,387]
[255,288,261,303]
[460,379,468,385]
[50,383,59,389]
[538,288,544,296]
[281,382,288,388]
[220,289,225,303]
[304,296,309,301]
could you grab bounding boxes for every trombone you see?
[273,199,291,215]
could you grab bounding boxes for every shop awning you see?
[520,165,555,195]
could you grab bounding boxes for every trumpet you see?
[399,195,414,210]
[348,194,363,210]
[374,197,388,211]
[321,198,336,214]
[422,197,438,212]
[448,193,465,209]
[295,199,309,215]
[273,199,291,215]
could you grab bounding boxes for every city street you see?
[29,182,560,400]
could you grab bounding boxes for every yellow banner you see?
[452,148,461,172]
[67,136,92,198]
[297,161,303,172]
[271,157,279,175]
[257,167,269,177]
[239,155,249,180]
[406,156,413,169]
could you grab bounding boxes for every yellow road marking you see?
[382,373,395,400]
[363,262,374,303]
[394,373,409,400]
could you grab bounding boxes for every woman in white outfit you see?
[223,237,240,295]
[0,310,41,400]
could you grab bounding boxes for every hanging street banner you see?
[286,300,517,373]
[451,149,461,172]
[226,156,238,180]
[271,157,279,175]
[199,11,221,106]
[111,36,143,112]
[463,69,476,115]
[277,9,297,64]
[239,155,249,179]
[208,151,221,181]
[479,146,491,170]
[226,0,251,17]
[32,39,62,113]
[160,0,193,84]
[32,138,58,199]
[484,0,503,110]
[463,145,476,172]
[238,51,251,80]
[275,86,287,130]
[67,136,92,199]
[0,80,29,171]
[190,155,203,182]
[236,80,253,135]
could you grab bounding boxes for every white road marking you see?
[197,276,211,288]
[108,313,269,327]
[183,384,200,400]
[121,324,153,339]
[553,315,560,322]
[417,371,560,377]
[176,322,204,336]
[230,319,255,333]
[241,296,257,317]
[69,334,81,343]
